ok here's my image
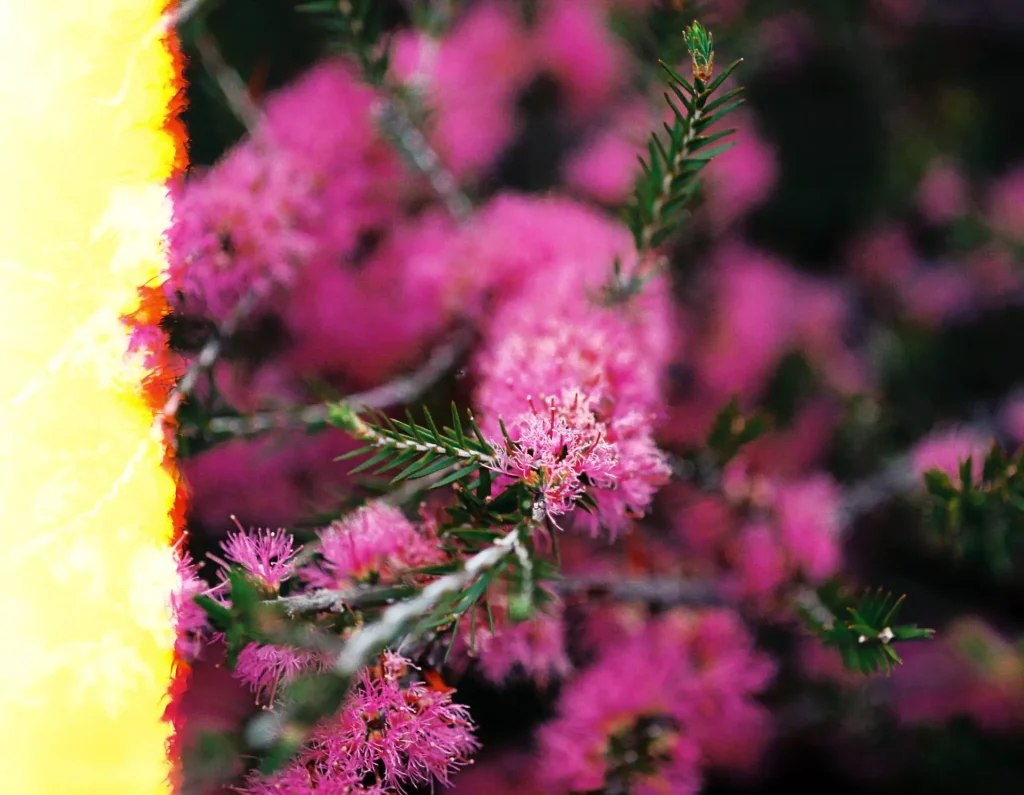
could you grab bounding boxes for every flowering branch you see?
[243,525,528,770]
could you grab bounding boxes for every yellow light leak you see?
[0,1,182,793]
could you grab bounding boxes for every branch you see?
[375,99,472,222]
[204,328,472,438]
[195,32,262,132]
[245,525,525,752]
[556,575,726,606]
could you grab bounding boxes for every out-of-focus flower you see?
[888,618,1024,732]
[916,159,968,224]
[703,112,777,232]
[987,164,1024,241]
[166,144,322,321]
[911,427,991,486]
[453,592,571,688]
[392,3,535,179]
[534,0,630,118]
[234,642,323,704]
[171,549,208,660]
[538,609,774,792]
[303,502,441,590]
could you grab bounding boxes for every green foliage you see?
[705,397,770,467]
[799,580,935,675]
[298,0,391,85]
[330,401,497,488]
[922,442,1024,575]
[623,20,744,254]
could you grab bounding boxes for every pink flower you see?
[221,524,300,591]
[259,59,406,249]
[454,592,571,687]
[442,750,546,795]
[234,642,323,704]
[988,164,1024,240]
[774,476,842,583]
[304,502,441,590]
[171,548,209,660]
[165,59,407,325]
[243,652,478,793]
[703,112,778,231]
[916,159,967,224]
[586,411,672,536]
[911,427,991,486]
[491,391,618,520]
[846,225,918,289]
[564,102,651,204]
[166,143,322,321]
[538,609,774,792]
[391,3,535,179]
[697,245,798,399]
[733,523,789,599]
[282,210,461,389]
[534,0,629,118]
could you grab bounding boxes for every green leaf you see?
[431,466,480,489]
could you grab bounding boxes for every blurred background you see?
[171,1,1024,792]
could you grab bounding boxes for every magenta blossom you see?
[241,651,478,794]
[491,390,617,521]
[303,502,441,590]
[234,642,323,704]
[452,591,571,688]
[220,522,300,591]
[171,547,209,660]
[538,608,774,793]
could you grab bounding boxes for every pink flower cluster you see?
[166,60,406,323]
[668,470,844,603]
[241,652,478,794]
[302,502,442,590]
[392,0,631,181]
[451,591,572,688]
[466,196,674,534]
[538,608,775,793]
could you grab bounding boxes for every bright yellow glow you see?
[0,1,180,792]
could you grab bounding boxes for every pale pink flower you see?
[491,390,618,520]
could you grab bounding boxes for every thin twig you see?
[556,575,726,606]
[374,99,472,222]
[204,328,473,438]
[195,33,262,131]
